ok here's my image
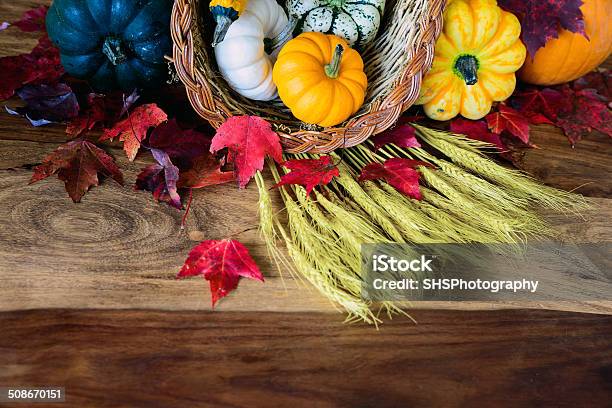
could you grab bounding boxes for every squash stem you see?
[102,36,128,66]
[327,0,346,8]
[325,44,344,79]
[454,54,479,85]
[265,16,298,54]
[212,15,233,47]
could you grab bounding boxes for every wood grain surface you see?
[1,1,611,406]
[1,309,611,408]
[0,132,610,314]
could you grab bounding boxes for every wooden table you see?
[1,2,611,406]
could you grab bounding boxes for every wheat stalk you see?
[255,124,588,325]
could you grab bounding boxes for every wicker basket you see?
[171,0,445,153]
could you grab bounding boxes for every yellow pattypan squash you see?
[273,32,367,127]
[416,0,526,121]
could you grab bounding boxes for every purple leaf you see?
[9,83,79,125]
[6,106,53,126]
[499,0,587,58]
[149,119,212,166]
[135,164,169,202]
[135,120,230,208]
[119,89,140,118]
[150,148,181,208]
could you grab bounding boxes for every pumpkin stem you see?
[327,0,346,8]
[212,15,233,47]
[265,16,298,54]
[325,44,344,79]
[102,36,128,66]
[454,55,479,85]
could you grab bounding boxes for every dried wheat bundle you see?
[256,127,587,324]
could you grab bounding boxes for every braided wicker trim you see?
[172,0,445,153]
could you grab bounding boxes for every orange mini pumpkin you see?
[519,0,612,85]
[273,32,367,127]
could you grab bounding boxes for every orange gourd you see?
[272,32,367,127]
[519,0,612,85]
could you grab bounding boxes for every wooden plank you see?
[0,309,610,407]
[1,139,610,314]
[0,1,47,58]
[514,126,612,197]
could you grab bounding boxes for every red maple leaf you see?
[30,139,124,202]
[510,78,611,145]
[0,35,64,101]
[177,239,264,307]
[358,158,432,200]
[274,156,339,195]
[555,87,612,145]
[572,70,611,100]
[28,36,64,84]
[0,5,58,90]
[135,120,233,207]
[147,120,212,160]
[66,94,107,138]
[178,154,235,189]
[151,120,234,191]
[510,88,566,123]
[499,0,586,58]
[485,104,530,144]
[2,5,48,32]
[100,104,168,161]
[210,116,283,188]
[0,55,34,100]
[441,71,609,155]
[67,91,141,138]
[450,118,505,151]
[370,124,422,150]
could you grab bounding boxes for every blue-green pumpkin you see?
[46,0,172,91]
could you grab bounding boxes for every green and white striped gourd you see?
[287,0,385,48]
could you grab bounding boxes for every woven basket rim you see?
[171,0,445,153]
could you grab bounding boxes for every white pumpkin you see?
[287,0,385,48]
[214,0,290,101]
